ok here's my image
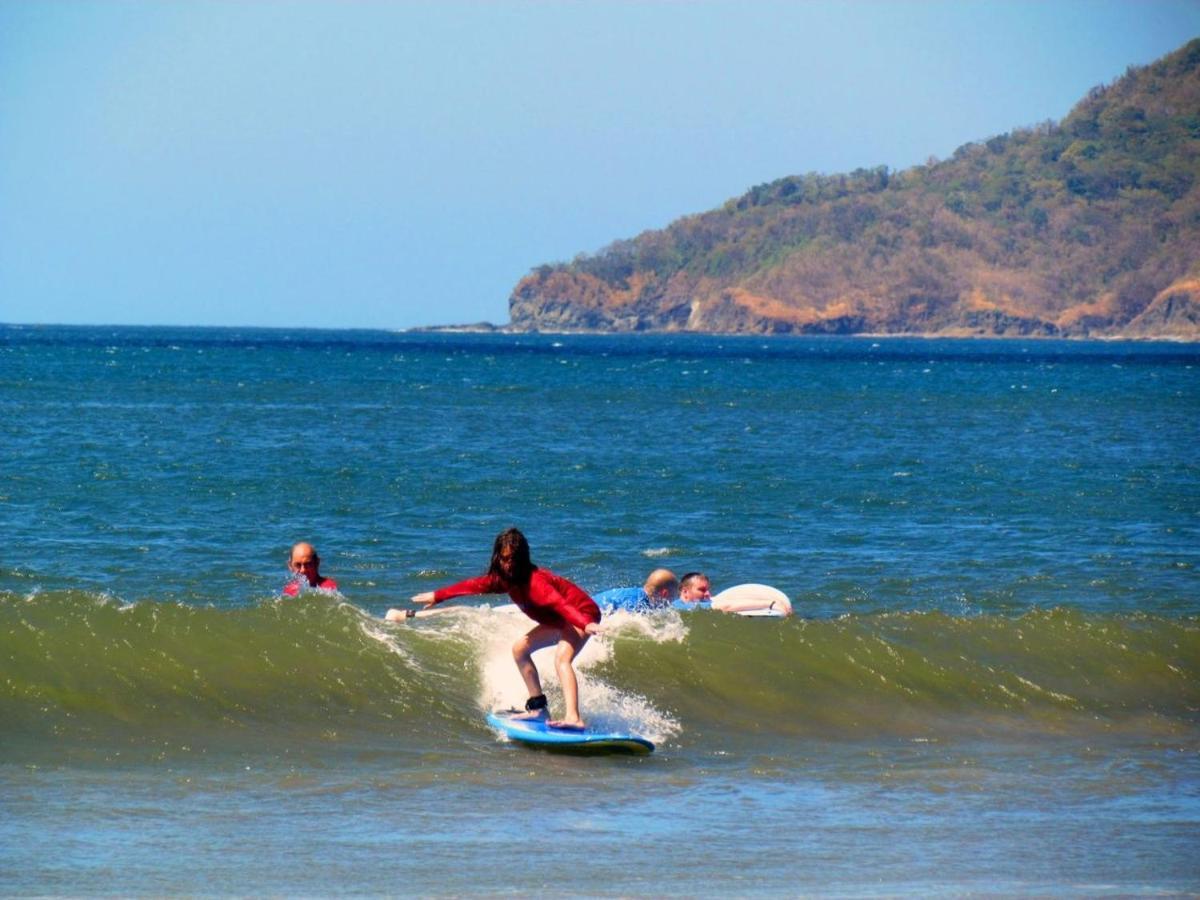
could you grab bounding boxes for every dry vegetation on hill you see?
[509,39,1200,338]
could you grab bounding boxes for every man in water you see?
[672,571,712,610]
[283,541,338,596]
[592,568,679,613]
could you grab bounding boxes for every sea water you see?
[1,326,1197,896]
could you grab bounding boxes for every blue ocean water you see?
[2,326,1198,896]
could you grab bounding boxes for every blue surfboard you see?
[485,710,654,755]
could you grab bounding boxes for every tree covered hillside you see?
[509,38,1200,337]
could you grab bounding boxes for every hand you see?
[412,591,437,609]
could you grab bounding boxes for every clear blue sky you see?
[2,1,1197,330]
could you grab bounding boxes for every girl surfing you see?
[412,528,602,729]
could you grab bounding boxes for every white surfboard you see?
[711,583,793,617]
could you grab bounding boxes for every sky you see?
[1,1,1198,330]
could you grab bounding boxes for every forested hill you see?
[508,38,1200,338]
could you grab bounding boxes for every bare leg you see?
[549,625,590,729]
[511,624,560,716]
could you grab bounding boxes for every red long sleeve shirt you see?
[432,568,601,631]
[282,577,338,597]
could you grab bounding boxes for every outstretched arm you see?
[414,574,507,609]
[385,605,443,622]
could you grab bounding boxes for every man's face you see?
[290,549,320,584]
[681,578,711,601]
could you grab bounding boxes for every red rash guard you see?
[283,577,338,597]
[432,569,601,631]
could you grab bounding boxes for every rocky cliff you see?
[508,39,1200,338]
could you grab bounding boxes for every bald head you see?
[643,568,679,604]
[289,542,322,585]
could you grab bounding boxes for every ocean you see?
[1,325,1197,896]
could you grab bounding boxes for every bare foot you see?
[548,719,586,731]
[511,708,548,721]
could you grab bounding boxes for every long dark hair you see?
[488,527,535,584]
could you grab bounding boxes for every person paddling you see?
[411,528,601,730]
[672,571,712,609]
[593,568,679,612]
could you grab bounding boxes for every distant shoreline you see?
[3,321,1197,343]
[410,322,1200,343]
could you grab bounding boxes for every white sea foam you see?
[399,603,683,744]
[641,547,676,558]
[355,608,418,666]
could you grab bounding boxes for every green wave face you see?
[606,609,1200,744]
[3,593,1197,760]
[0,592,483,754]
